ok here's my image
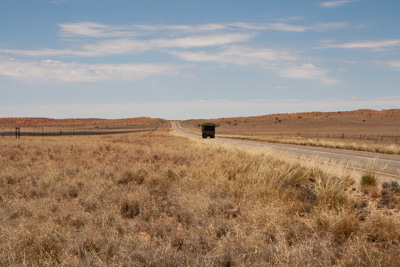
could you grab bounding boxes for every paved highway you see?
[171,121,400,180]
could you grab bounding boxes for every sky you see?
[1,0,399,120]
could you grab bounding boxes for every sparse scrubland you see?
[182,109,400,155]
[1,125,400,266]
[0,117,164,137]
[216,135,400,155]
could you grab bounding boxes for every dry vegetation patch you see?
[0,127,399,265]
[182,109,400,155]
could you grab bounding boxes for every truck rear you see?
[201,123,215,138]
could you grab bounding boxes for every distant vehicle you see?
[202,123,215,138]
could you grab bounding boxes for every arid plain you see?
[1,110,400,265]
[182,109,400,155]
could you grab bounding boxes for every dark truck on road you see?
[202,123,215,138]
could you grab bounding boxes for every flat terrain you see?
[2,123,400,265]
[181,109,400,155]
[182,109,400,139]
[0,117,165,136]
[1,113,400,265]
[173,121,400,180]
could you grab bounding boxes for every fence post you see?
[15,127,20,139]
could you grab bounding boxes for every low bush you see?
[361,174,377,187]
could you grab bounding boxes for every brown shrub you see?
[330,213,359,243]
[118,169,148,185]
[365,214,400,243]
[120,197,140,219]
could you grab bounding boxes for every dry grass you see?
[181,109,400,155]
[0,124,399,265]
[220,135,400,155]
[0,117,165,138]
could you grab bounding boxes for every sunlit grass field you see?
[182,109,400,155]
[1,124,400,265]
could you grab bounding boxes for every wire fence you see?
[259,132,400,143]
[1,126,159,138]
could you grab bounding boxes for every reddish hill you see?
[214,109,400,121]
[0,117,164,127]
[181,109,400,141]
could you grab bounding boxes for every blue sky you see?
[1,0,399,119]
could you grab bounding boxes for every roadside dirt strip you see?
[171,121,400,180]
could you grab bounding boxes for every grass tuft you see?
[120,197,140,218]
[361,174,377,187]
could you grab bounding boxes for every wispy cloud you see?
[384,61,400,69]
[274,86,294,89]
[1,20,348,59]
[0,33,252,57]
[312,22,348,31]
[278,63,339,84]
[0,21,349,59]
[60,22,137,38]
[262,23,308,32]
[59,22,230,37]
[274,16,304,22]
[320,0,358,8]
[82,33,253,56]
[229,22,347,32]
[58,21,347,39]
[170,49,338,85]
[0,58,184,82]
[169,45,296,66]
[0,48,94,57]
[0,21,345,85]
[318,39,400,50]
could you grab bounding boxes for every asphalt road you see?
[171,121,400,180]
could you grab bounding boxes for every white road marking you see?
[171,121,400,178]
